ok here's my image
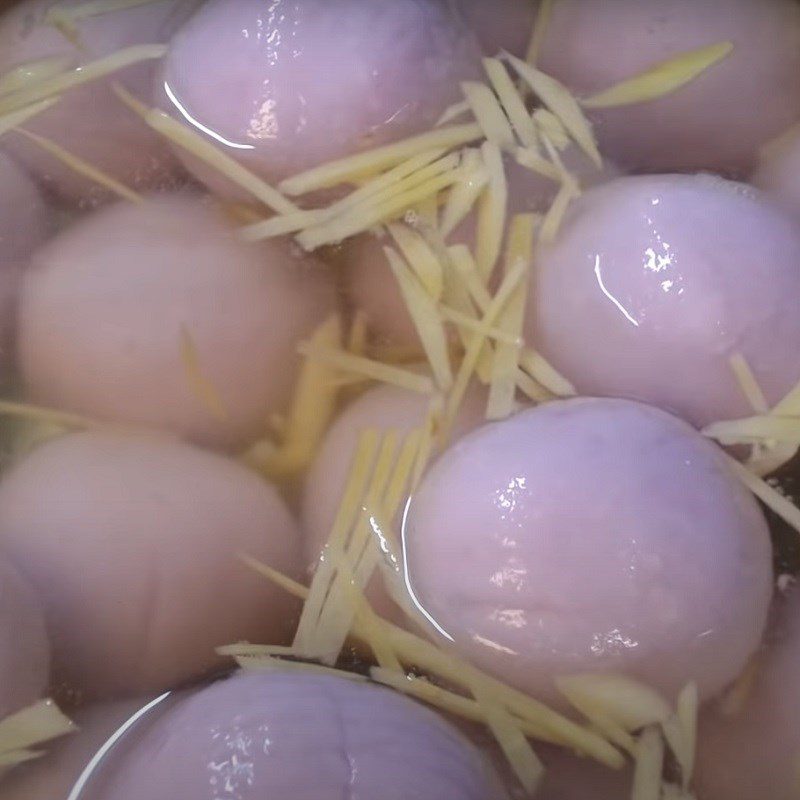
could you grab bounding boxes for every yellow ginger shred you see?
[14,127,142,203]
[345,579,403,672]
[556,673,673,733]
[0,399,98,430]
[772,374,800,416]
[241,315,342,480]
[179,325,228,423]
[722,353,798,474]
[238,208,329,242]
[45,0,164,25]
[726,452,800,533]
[669,682,698,789]
[440,306,520,345]
[320,432,422,663]
[233,655,369,681]
[632,726,666,800]
[516,144,562,182]
[440,148,488,238]
[448,244,493,311]
[582,42,734,109]
[729,353,769,414]
[704,416,800,446]
[280,123,482,196]
[460,80,516,151]
[312,431,400,663]
[519,348,576,397]
[384,246,452,390]
[407,404,438,493]
[292,429,380,657]
[347,310,369,357]
[0,46,167,117]
[539,172,579,243]
[487,213,535,420]
[475,141,508,282]
[515,368,554,403]
[442,257,529,439]
[718,656,760,718]
[296,159,464,250]
[0,700,75,772]
[240,148,451,241]
[387,223,444,301]
[523,0,557,69]
[436,99,472,127]
[412,192,440,229]
[532,108,571,151]
[483,58,538,149]
[0,98,60,140]
[439,251,488,358]
[298,342,434,395]
[507,53,601,167]
[113,85,299,216]
[0,57,73,97]
[470,680,545,795]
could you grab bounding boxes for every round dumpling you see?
[0,430,302,700]
[403,398,773,704]
[0,0,199,205]
[156,0,483,197]
[17,193,335,448]
[538,0,800,174]
[527,174,800,428]
[93,671,507,800]
[0,556,49,719]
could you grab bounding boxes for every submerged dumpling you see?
[538,0,800,174]
[17,193,335,448]
[0,430,302,700]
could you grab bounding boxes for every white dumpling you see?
[0,430,302,700]
[538,0,800,174]
[17,193,335,448]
